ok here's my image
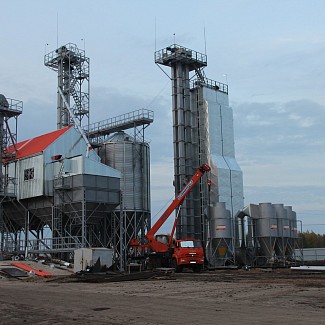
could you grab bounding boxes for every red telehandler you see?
[130,164,211,272]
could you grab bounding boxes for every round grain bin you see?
[100,132,150,211]
[99,132,151,242]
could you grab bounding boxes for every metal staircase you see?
[44,43,90,128]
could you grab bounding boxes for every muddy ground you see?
[0,267,324,324]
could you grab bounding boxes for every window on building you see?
[24,168,34,181]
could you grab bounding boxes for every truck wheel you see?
[171,259,182,273]
[193,264,202,273]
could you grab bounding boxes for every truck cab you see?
[172,239,204,272]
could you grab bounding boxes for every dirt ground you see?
[0,266,324,325]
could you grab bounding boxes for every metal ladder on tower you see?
[195,84,210,241]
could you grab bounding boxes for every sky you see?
[1,0,324,234]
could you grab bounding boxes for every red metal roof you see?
[5,126,72,161]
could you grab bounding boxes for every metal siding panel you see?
[59,174,120,205]
[216,91,229,106]
[82,156,121,178]
[224,157,241,172]
[72,188,84,201]
[221,106,235,157]
[72,175,83,188]
[257,203,278,237]
[209,156,228,207]
[97,176,107,188]
[248,204,260,218]
[231,170,244,202]
[96,190,108,202]
[84,174,96,187]
[201,85,244,217]
[64,177,73,188]
[43,127,100,164]
[70,157,83,174]
[108,177,120,191]
[101,135,150,211]
[108,192,120,203]
[63,159,72,173]
[18,155,44,199]
[44,180,53,196]
[206,90,222,156]
[274,204,288,238]
[210,203,233,239]
[85,189,96,201]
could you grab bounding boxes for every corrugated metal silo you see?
[100,132,150,211]
[99,131,150,243]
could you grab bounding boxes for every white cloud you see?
[233,99,325,231]
[288,113,314,128]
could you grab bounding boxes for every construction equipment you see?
[130,164,211,272]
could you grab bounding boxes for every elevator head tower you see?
[155,44,207,239]
[0,94,22,253]
[44,43,90,129]
[0,95,23,196]
[155,44,244,248]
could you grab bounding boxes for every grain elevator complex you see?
[0,42,301,270]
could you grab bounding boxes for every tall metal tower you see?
[0,95,23,196]
[0,94,23,252]
[44,43,90,129]
[155,44,207,239]
[155,44,244,265]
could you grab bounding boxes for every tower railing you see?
[86,109,154,141]
[155,44,207,67]
[191,78,228,94]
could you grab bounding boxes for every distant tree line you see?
[299,231,325,248]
